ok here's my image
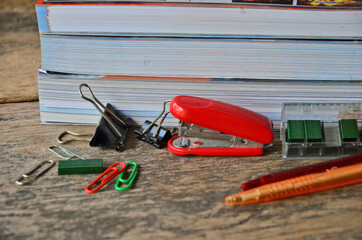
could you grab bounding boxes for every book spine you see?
[36,5,50,32]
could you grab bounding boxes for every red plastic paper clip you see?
[168,96,273,156]
[85,162,126,194]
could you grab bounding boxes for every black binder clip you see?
[134,100,172,148]
[79,84,131,151]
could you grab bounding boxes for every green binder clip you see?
[115,162,138,191]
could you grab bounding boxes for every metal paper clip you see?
[85,162,126,194]
[79,84,132,151]
[57,131,92,144]
[48,145,85,160]
[49,146,104,175]
[15,160,55,185]
[134,100,172,148]
[115,162,138,191]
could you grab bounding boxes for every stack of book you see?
[36,0,362,127]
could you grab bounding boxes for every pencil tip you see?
[225,195,242,206]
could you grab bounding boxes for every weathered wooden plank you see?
[0,102,361,240]
[0,0,40,103]
[1,0,361,239]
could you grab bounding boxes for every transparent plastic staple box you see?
[281,103,362,160]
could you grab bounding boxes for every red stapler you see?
[167,96,273,156]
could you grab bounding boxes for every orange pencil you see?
[225,163,362,206]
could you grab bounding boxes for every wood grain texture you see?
[0,102,361,240]
[0,0,361,239]
[0,0,40,103]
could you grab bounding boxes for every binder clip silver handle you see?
[135,100,172,148]
[57,131,92,144]
[79,83,129,133]
[140,99,171,137]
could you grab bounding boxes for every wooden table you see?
[1,1,361,239]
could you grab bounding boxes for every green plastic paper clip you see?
[115,162,138,191]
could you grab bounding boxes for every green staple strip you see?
[304,120,323,142]
[287,120,305,142]
[339,119,359,142]
[58,159,103,175]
